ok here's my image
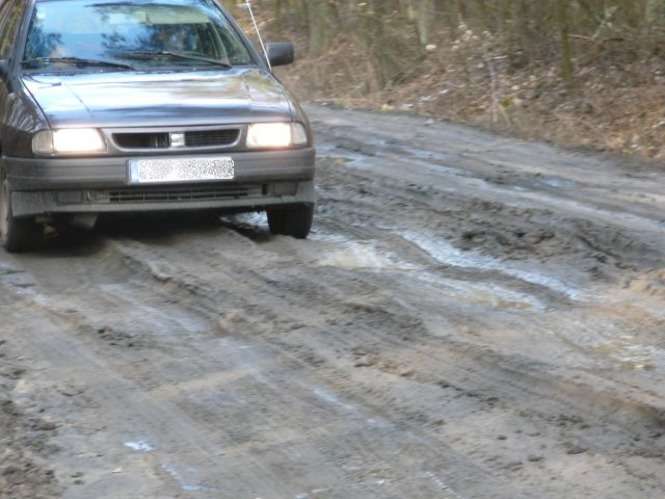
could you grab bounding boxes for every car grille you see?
[185,129,240,147]
[114,132,170,149]
[112,129,241,149]
[104,184,262,204]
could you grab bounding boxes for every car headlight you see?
[246,123,308,149]
[32,129,107,156]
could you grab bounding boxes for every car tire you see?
[267,204,314,239]
[0,175,40,253]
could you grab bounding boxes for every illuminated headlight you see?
[32,129,107,156]
[246,123,308,149]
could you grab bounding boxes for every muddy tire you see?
[0,175,40,253]
[267,204,314,239]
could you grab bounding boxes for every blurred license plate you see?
[129,157,235,184]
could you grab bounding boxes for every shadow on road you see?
[27,211,275,257]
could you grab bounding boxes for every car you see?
[0,0,316,252]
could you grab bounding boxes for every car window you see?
[0,0,22,59]
[23,0,255,70]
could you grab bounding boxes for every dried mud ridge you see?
[1,106,665,498]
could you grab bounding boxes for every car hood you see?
[22,68,294,128]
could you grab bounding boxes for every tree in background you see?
[245,0,665,90]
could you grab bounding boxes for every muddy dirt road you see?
[2,106,665,499]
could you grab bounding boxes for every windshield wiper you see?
[116,50,232,68]
[22,57,135,71]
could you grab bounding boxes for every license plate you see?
[128,157,235,184]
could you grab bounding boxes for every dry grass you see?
[276,29,665,162]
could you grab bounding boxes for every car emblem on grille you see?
[170,132,186,148]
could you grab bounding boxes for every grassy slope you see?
[273,29,665,162]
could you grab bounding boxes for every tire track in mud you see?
[313,106,665,268]
[0,233,597,498]
[316,157,662,275]
[2,246,510,498]
[84,223,665,498]
[104,239,532,496]
[109,232,665,426]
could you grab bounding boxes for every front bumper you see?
[4,148,316,217]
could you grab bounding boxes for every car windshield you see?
[23,0,255,71]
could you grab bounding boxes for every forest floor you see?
[278,35,665,162]
[2,106,665,498]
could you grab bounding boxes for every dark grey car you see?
[0,0,316,252]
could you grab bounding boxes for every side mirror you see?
[267,42,295,67]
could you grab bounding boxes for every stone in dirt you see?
[354,355,376,368]
[566,446,588,455]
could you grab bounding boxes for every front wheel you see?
[267,204,314,239]
[0,178,41,253]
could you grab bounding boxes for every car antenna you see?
[244,0,271,71]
